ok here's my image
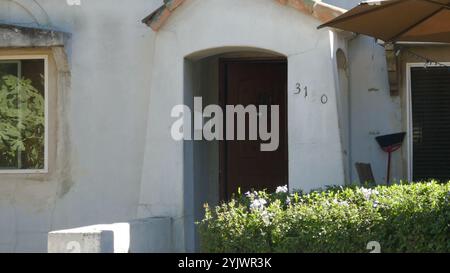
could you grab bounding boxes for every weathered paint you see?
[143,0,346,31]
[347,36,403,184]
[0,24,70,47]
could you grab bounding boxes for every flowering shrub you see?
[198,182,450,253]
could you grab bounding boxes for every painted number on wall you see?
[295,83,308,98]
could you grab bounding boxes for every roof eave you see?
[142,0,347,32]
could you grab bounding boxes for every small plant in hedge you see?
[198,182,450,253]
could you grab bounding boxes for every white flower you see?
[250,198,267,210]
[333,199,349,207]
[373,200,380,208]
[261,210,271,226]
[276,185,288,194]
[286,197,291,205]
[245,191,258,199]
[361,188,371,199]
[360,188,379,200]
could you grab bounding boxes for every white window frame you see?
[405,62,450,182]
[0,55,49,174]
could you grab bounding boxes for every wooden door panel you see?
[221,60,288,200]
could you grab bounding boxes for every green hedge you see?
[198,182,450,253]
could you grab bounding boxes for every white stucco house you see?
[0,0,449,253]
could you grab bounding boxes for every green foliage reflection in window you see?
[0,59,45,170]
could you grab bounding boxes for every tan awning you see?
[318,0,450,43]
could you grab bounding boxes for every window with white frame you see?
[0,56,47,172]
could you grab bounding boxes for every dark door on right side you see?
[411,67,450,181]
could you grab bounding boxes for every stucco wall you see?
[138,0,346,252]
[0,0,161,252]
[0,0,410,253]
[183,55,221,251]
[348,37,403,184]
[324,1,406,185]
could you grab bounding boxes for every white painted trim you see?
[0,55,49,174]
[405,62,450,181]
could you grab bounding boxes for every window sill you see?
[0,169,49,175]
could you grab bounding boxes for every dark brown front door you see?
[220,60,288,200]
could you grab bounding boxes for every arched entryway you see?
[183,47,288,250]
